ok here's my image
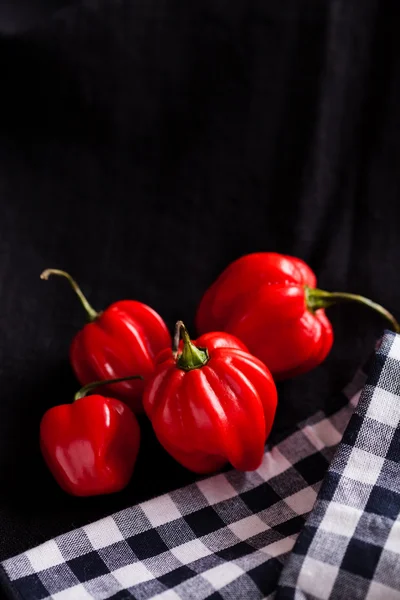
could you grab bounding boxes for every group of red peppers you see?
[40,253,400,497]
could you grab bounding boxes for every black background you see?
[0,0,400,564]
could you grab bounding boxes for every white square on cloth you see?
[152,590,184,600]
[366,581,400,600]
[304,419,343,449]
[202,563,244,589]
[342,447,385,485]
[197,475,237,504]
[141,494,182,526]
[285,487,318,515]
[256,447,293,480]
[83,517,124,550]
[297,557,339,599]
[113,563,154,587]
[319,501,363,537]
[261,536,296,557]
[26,540,65,572]
[229,515,269,540]
[170,539,212,563]
[366,388,400,427]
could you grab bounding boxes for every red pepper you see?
[40,376,141,496]
[41,269,171,413]
[143,322,278,474]
[196,252,400,379]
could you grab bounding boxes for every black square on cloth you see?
[127,529,169,560]
[385,427,400,463]
[248,559,283,596]
[240,483,281,513]
[274,515,305,537]
[14,574,49,600]
[341,414,363,446]
[67,551,109,581]
[158,565,196,587]
[109,591,136,600]
[365,486,400,520]
[366,355,389,389]
[341,538,382,579]
[291,526,317,556]
[319,472,341,501]
[184,506,226,537]
[294,453,330,485]
[216,541,255,561]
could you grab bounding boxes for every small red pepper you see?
[40,376,142,496]
[143,321,278,474]
[41,269,171,413]
[196,252,400,379]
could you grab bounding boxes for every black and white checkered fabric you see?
[0,367,365,600]
[4,329,399,600]
[277,330,400,600]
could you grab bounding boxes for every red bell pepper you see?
[41,269,171,413]
[143,322,278,474]
[40,376,141,496]
[196,252,400,379]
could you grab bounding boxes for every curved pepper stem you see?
[306,287,400,333]
[40,269,99,323]
[174,321,209,371]
[74,375,144,401]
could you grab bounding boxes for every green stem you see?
[174,320,209,371]
[74,375,144,401]
[306,287,400,333]
[40,269,99,323]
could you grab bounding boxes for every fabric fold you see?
[277,331,400,600]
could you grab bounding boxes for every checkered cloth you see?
[7,330,400,600]
[277,330,400,600]
[0,367,365,600]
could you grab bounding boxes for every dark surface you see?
[0,0,71,34]
[0,0,399,562]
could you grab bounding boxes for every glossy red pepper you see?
[143,322,278,474]
[41,269,171,413]
[196,252,400,380]
[40,376,141,496]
